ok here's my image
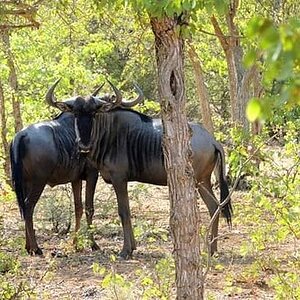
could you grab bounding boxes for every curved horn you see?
[45,79,61,108]
[91,82,105,97]
[121,83,144,108]
[107,79,122,105]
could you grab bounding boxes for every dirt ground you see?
[1,178,298,299]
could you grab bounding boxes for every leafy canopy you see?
[98,0,229,17]
[246,17,300,121]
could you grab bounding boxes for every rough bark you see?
[188,43,214,134]
[1,30,23,133]
[211,0,254,131]
[150,16,203,300]
[0,80,11,182]
[211,14,239,123]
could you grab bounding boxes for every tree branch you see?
[0,1,40,30]
[210,15,229,51]
[198,27,244,39]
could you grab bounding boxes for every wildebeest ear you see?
[98,102,115,112]
[55,102,73,112]
[93,97,115,113]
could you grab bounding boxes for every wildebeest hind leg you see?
[112,179,136,259]
[198,179,219,255]
[24,184,45,255]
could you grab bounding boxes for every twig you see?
[202,132,279,278]
[198,27,244,39]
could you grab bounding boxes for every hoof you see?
[27,247,43,256]
[51,250,67,258]
[91,243,100,251]
[119,249,133,260]
[210,248,217,256]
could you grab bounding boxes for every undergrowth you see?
[0,121,299,299]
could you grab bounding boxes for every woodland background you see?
[0,0,299,299]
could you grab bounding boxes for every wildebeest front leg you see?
[72,179,83,250]
[85,171,100,251]
[112,179,136,259]
[24,185,45,255]
[198,179,219,255]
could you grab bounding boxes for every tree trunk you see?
[188,43,214,134]
[0,80,11,183]
[150,16,203,300]
[1,30,23,133]
[211,0,252,131]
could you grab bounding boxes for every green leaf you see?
[214,0,228,15]
[191,0,197,9]
[276,58,293,81]
[190,12,198,23]
[204,0,214,14]
[92,263,106,275]
[247,17,273,39]
[246,98,261,122]
[101,273,113,288]
[260,26,280,50]
[271,43,282,61]
[182,0,191,11]
[141,276,154,286]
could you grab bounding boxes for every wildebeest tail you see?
[215,144,232,226]
[10,134,26,218]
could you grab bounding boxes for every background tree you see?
[210,0,260,131]
[0,0,40,182]
[188,43,214,134]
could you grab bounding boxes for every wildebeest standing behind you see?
[46,80,233,259]
[10,111,99,255]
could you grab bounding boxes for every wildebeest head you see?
[45,79,144,153]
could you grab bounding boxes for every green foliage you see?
[137,100,160,116]
[227,126,264,183]
[0,252,20,274]
[93,255,175,299]
[246,98,262,122]
[246,17,300,120]
[0,278,35,300]
[73,225,97,252]
[203,0,229,15]
[93,260,135,299]
[234,122,300,298]
[269,271,300,300]
[134,219,169,243]
[42,186,72,235]
[265,106,300,143]
[0,247,34,299]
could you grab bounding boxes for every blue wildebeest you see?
[9,86,105,255]
[46,80,232,259]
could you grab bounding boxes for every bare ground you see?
[1,178,299,299]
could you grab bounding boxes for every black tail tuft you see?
[216,145,233,227]
[220,174,233,227]
[10,135,26,218]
